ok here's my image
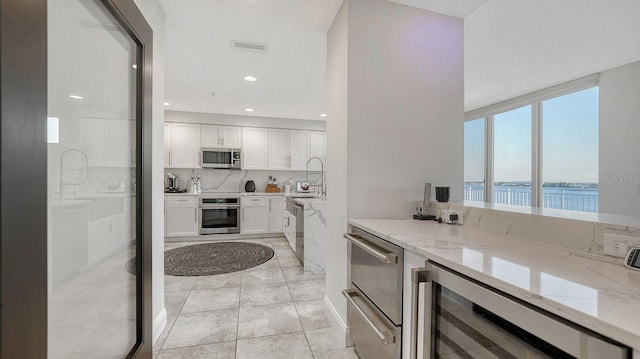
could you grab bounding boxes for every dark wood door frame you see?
[0,0,154,357]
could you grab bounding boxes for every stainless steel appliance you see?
[343,228,404,359]
[285,197,304,263]
[408,262,630,359]
[166,173,179,192]
[198,197,240,234]
[200,147,241,169]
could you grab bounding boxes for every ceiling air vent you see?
[232,41,267,53]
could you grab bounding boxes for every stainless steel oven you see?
[344,227,404,359]
[408,262,631,359]
[199,197,240,234]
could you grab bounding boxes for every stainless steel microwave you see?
[200,147,241,169]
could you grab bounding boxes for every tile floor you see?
[154,237,357,359]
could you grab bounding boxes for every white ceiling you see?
[159,0,640,119]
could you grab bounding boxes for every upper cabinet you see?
[82,118,135,167]
[268,129,290,170]
[242,127,269,170]
[164,121,326,171]
[164,124,171,167]
[268,129,309,171]
[201,125,242,148]
[289,130,309,171]
[168,123,201,168]
[308,131,326,171]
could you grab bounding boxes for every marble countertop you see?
[348,218,640,350]
[165,191,285,196]
[293,197,326,207]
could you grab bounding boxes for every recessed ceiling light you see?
[164,102,171,106]
[69,95,83,100]
[243,75,257,82]
[245,108,254,112]
[132,64,137,69]
[320,113,327,117]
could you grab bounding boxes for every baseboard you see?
[152,308,168,345]
[324,295,351,347]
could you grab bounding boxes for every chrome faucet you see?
[306,156,325,196]
[58,149,89,199]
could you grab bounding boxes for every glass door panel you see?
[47,0,138,357]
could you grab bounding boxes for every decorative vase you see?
[245,180,256,192]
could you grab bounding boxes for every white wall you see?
[599,61,640,217]
[133,0,167,344]
[326,0,463,327]
[165,110,326,131]
[325,0,350,331]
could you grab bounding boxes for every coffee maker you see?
[166,173,180,192]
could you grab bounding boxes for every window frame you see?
[465,75,599,208]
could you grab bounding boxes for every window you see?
[463,79,599,212]
[464,119,485,201]
[542,87,599,212]
[494,105,532,207]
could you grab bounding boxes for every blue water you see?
[464,184,598,212]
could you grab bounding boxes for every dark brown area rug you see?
[164,242,274,276]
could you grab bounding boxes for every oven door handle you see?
[342,289,395,345]
[343,233,397,264]
[199,205,240,209]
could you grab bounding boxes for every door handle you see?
[410,267,430,359]
[342,289,395,345]
[343,233,397,264]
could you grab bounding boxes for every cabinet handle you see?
[198,152,202,166]
[343,233,397,264]
[410,268,430,359]
[194,208,198,223]
[242,208,245,221]
[169,150,172,165]
[342,289,395,345]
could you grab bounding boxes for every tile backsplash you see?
[164,168,323,193]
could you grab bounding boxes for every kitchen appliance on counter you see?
[200,147,241,169]
[285,197,304,263]
[408,262,630,359]
[343,228,404,359]
[166,173,180,193]
[198,196,240,234]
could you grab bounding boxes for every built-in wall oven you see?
[408,262,631,359]
[199,197,240,234]
[343,228,404,359]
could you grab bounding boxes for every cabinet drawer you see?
[165,196,197,206]
[241,197,268,207]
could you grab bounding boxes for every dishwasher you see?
[285,197,304,264]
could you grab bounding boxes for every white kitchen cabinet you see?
[240,197,269,234]
[283,210,296,250]
[268,129,290,170]
[170,123,201,168]
[268,129,310,171]
[165,196,198,237]
[289,130,309,171]
[242,127,269,169]
[268,197,284,233]
[201,125,242,148]
[308,131,326,171]
[164,123,171,167]
[82,118,134,167]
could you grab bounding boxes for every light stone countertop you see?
[293,197,326,207]
[348,218,640,350]
[165,191,285,196]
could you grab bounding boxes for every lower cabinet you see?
[268,197,284,233]
[165,196,198,237]
[241,196,285,235]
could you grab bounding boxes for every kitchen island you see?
[348,218,640,357]
[294,197,327,275]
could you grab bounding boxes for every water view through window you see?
[464,87,599,212]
